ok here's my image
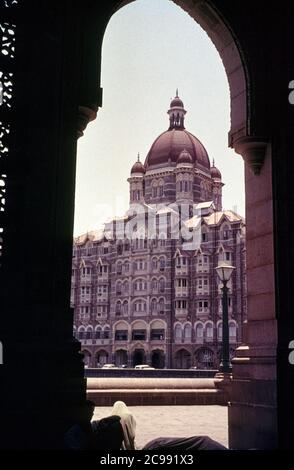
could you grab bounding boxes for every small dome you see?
[131,160,145,175]
[210,163,221,179]
[177,149,193,165]
[170,96,184,108]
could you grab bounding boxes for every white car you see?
[101,363,118,369]
[134,364,155,370]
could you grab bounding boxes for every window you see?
[151,299,157,313]
[95,329,101,340]
[117,263,122,275]
[115,303,121,316]
[158,186,164,197]
[159,299,164,314]
[134,301,146,312]
[223,228,230,240]
[159,279,165,293]
[124,262,129,273]
[206,324,213,338]
[123,301,128,314]
[225,252,231,261]
[175,325,182,341]
[132,329,146,341]
[229,323,237,337]
[135,280,147,291]
[196,324,203,338]
[116,283,122,295]
[85,329,92,340]
[202,232,207,242]
[159,258,165,270]
[115,330,128,341]
[81,267,91,276]
[151,329,165,340]
[103,329,110,339]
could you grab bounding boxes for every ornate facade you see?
[72,94,246,369]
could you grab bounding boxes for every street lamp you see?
[215,262,236,373]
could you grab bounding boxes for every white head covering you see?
[110,401,136,450]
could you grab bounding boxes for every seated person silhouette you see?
[64,399,123,451]
[64,400,96,450]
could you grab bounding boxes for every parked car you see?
[134,364,155,370]
[101,363,118,369]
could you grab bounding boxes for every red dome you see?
[210,165,221,179]
[131,161,145,174]
[144,129,210,170]
[170,96,184,108]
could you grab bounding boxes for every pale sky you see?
[74,0,245,236]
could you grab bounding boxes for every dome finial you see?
[168,93,186,130]
[213,158,215,167]
[137,152,140,162]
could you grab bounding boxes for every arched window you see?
[123,301,128,315]
[218,323,222,340]
[117,262,122,275]
[95,327,102,340]
[159,278,165,293]
[206,323,213,339]
[115,302,121,316]
[123,281,128,295]
[116,282,122,295]
[184,324,191,341]
[86,327,93,340]
[159,298,165,314]
[175,324,182,341]
[78,327,85,340]
[229,322,237,338]
[151,298,157,313]
[159,257,165,271]
[152,258,158,271]
[103,326,110,339]
[196,324,203,339]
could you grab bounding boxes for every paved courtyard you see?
[93,405,228,449]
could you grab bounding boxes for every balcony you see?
[175,308,188,320]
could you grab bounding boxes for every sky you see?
[74,0,245,236]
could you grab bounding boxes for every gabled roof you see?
[204,210,245,226]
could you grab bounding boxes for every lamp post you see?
[215,263,235,374]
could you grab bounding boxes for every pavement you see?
[93,405,228,449]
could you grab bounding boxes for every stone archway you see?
[132,349,145,366]
[115,349,128,366]
[0,0,288,451]
[95,350,109,366]
[151,349,165,369]
[174,349,191,369]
